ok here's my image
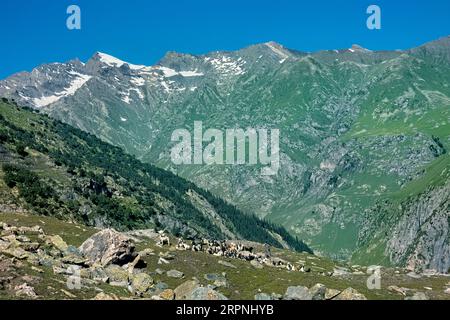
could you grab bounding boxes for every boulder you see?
[79,229,135,266]
[131,272,153,295]
[174,280,200,300]
[46,235,68,252]
[309,283,326,300]
[159,289,175,300]
[324,288,341,300]
[284,286,312,300]
[333,287,367,300]
[104,265,130,287]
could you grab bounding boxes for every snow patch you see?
[33,72,91,107]
[209,56,246,76]
[130,88,144,99]
[179,70,204,77]
[130,77,145,86]
[158,66,204,78]
[97,52,126,67]
[159,67,178,77]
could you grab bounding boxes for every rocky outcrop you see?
[386,183,450,273]
[79,229,136,266]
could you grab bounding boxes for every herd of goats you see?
[155,231,309,272]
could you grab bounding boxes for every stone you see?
[105,265,129,287]
[130,254,147,271]
[154,282,169,291]
[92,292,119,300]
[46,235,68,252]
[167,269,184,278]
[405,292,428,300]
[444,288,450,295]
[1,247,30,260]
[174,280,200,300]
[284,286,312,300]
[159,251,175,260]
[14,283,37,299]
[131,272,153,295]
[79,229,135,266]
[387,285,407,296]
[255,293,273,300]
[204,273,223,281]
[158,257,170,265]
[86,265,109,283]
[332,267,350,276]
[138,248,154,257]
[61,289,77,298]
[309,283,326,300]
[159,289,175,300]
[62,254,87,266]
[218,260,237,269]
[333,288,367,300]
[214,278,228,288]
[406,272,422,279]
[187,287,228,300]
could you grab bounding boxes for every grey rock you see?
[284,286,312,300]
[131,272,153,295]
[79,229,135,266]
[167,269,184,278]
[309,283,326,300]
[174,280,200,300]
[333,287,367,300]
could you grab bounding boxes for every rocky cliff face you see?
[355,154,450,273]
[387,183,449,273]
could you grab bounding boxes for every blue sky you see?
[1,0,450,79]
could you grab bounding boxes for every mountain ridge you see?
[0,35,449,271]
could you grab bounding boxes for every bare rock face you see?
[79,229,136,266]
